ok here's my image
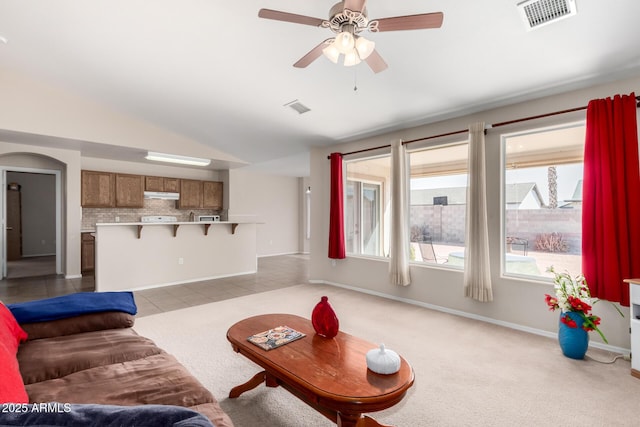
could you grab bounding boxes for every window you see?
[345,156,390,257]
[409,142,468,266]
[502,123,585,279]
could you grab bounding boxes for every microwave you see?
[198,215,220,222]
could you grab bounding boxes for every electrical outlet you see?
[178,257,184,265]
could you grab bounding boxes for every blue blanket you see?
[0,403,214,426]
[8,292,137,324]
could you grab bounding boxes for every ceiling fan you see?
[258,0,444,73]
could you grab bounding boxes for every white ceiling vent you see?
[517,0,577,30]
[284,99,311,115]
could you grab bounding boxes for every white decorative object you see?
[366,344,401,375]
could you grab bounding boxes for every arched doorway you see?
[1,154,63,279]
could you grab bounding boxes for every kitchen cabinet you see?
[164,178,180,192]
[115,174,144,208]
[177,179,203,209]
[145,176,164,192]
[176,179,223,209]
[81,170,115,207]
[81,232,95,272]
[145,176,180,192]
[203,181,223,209]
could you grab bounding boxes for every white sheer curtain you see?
[464,122,493,301]
[389,139,411,286]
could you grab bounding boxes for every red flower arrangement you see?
[544,267,613,343]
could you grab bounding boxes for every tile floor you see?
[0,254,309,317]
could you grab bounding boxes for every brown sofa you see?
[14,309,233,427]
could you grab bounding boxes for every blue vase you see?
[558,311,589,360]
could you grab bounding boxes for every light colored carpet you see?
[134,283,640,427]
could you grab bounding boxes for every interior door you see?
[6,188,21,261]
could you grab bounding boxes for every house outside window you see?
[502,123,585,279]
[409,142,468,266]
[345,155,390,257]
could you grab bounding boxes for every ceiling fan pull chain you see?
[353,68,358,93]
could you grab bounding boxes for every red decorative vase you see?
[311,296,339,338]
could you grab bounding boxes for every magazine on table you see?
[247,325,306,350]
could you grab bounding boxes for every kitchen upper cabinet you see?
[164,178,180,193]
[177,179,203,209]
[115,174,144,208]
[145,176,164,192]
[145,176,180,192]
[202,181,223,210]
[176,179,223,209]
[81,170,115,207]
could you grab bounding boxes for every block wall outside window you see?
[502,123,585,279]
[409,142,468,266]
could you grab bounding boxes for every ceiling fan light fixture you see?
[322,41,340,63]
[343,49,361,67]
[355,36,375,60]
[258,5,444,73]
[334,30,355,54]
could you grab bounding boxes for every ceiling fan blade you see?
[293,40,330,68]
[364,49,388,74]
[374,12,444,32]
[258,9,324,27]
[344,0,367,12]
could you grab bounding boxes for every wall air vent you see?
[517,0,577,30]
[284,99,311,115]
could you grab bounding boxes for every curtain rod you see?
[328,95,640,159]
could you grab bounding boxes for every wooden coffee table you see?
[227,313,414,427]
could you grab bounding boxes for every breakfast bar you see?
[94,221,257,292]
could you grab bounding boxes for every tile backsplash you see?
[82,199,225,229]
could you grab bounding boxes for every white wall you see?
[95,222,257,291]
[0,67,242,164]
[310,75,640,350]
[228,169,301,257]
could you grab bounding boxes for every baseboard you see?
[21,253,56,258]
[310,279,631,355]
[118,270,258,292]
[632,369,640,379]
[257,252,304,258]
[65,274,82,279]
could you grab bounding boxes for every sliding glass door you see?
[346,180,382,256]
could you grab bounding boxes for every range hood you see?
[143,191,180,200]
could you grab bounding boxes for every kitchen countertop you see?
[95,221,248,226]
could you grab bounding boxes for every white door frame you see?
[1,166,62,277]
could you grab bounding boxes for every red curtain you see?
[582,92,640,306]
[328,152,346,259]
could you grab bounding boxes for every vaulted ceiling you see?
[1,1,639,176]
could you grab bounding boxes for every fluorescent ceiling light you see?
[145,151,211,166]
